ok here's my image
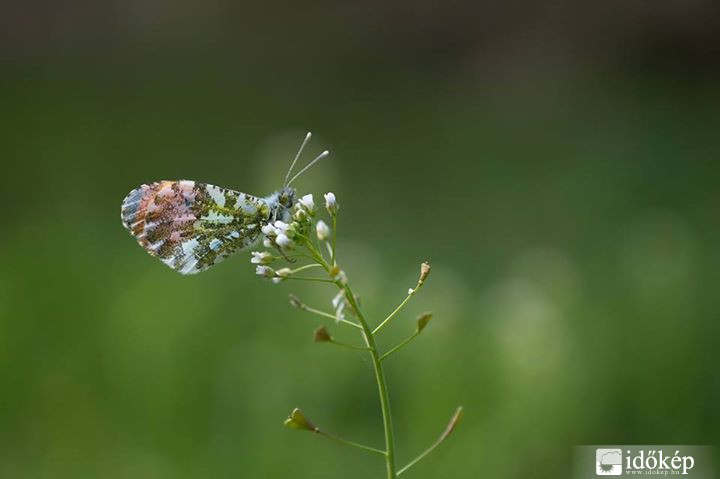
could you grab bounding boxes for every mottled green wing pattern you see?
[121,180,271,274]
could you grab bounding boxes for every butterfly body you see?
[121,180,296,275]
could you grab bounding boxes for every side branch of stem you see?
[380,332,420,361]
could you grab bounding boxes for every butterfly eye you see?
[278,189,295,208]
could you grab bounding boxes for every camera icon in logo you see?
[596,448,622,476]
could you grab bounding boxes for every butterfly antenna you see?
[287,150,330,187]
[284,132,312,187]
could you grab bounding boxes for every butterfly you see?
[121,133,328,275]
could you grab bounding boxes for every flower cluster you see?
[256,193,316,252]
[252,192,340,285]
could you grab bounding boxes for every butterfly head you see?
[278,186,296,209]
[266,186,296,223]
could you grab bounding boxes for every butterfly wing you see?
[121,180,271,275]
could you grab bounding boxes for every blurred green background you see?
[1,1,719,478]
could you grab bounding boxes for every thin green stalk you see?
[301,305,363,330]
[295,231,329,265]
[317,430,386,456]
[372,291,416,335]
[397,406,464,476]
[290,250,319,263]
[337,318,363,330]
[301,306,339,322]
[291,263,323,274]
[397,443,436,476]
[329,339,371,351]
[284,276,337,284]
[372,263,430,335]
[380,332,419,361]
[331,214,337,266]
[342,283,397,479]
[302,237,397,479]
[273,253,309,261]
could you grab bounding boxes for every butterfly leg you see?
[275,244,297,263]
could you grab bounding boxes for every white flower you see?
[331,290,344,309]
[273,220,296,238]
[297,194,315,213]
[261,223,277,236]
[324,192,338,214]
[276,233,292,248]
[273,220,289,233]
[263,237,273,248]
[335,303,346,322]
[316,220,331,241]
[251,251,273,265]
[331,290,346,322]
[255,265,274,278]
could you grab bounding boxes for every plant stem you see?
[342,283,397,479]
[379,332,419,361]
[284,276,337,284]
[302,239,397,478]
[301,305,363,329]
[338,318,363,330]
[317,430,386,456]
[291,263,324,274]
[331,214,337,266]
[329,339,371,351]
[301,305,341,322]
[396,406,464,476]
[372,289,417,335]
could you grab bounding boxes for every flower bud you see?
[273,220,290,234]
[271,268,292,284]
[316,220,331,241]
[250,251,273,265]
[255,265,275,278]
[324,192,338,215]
[276,268,292,278]
[276,233,293,248]
[416,312,433,333]
[283,408,317,432]
[313,325,332,342]
[419,261,431,284]
[261,223,277,237]
[293,208,308,222]
[298,194,315,213]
